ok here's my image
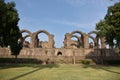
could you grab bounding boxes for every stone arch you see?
[71,35,82,48]
[64,30,89,48]
[70,30,87,48]
[71,35,80,40]
[20,29,32,35]
[22,34,31,48]
[57,51,62,56]
[88,36,96,48]
[34,30,54,48]
[35,30,50,43]
[88,31,106,48]
[23,34,30,40]
[20,29,32,42]
[20,30,32,48]
[70,30,85,37]
[88,31,99,48]
[35,30,50,36]
[88,36,95,44]
[88,31,97,36]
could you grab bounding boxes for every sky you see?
[5,0,119,48]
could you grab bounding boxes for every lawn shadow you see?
[0,59,59,80]
[0,63,58,69]
[82,64,120,74]
[9,68,41,80]
[83,48,120,74]
[8,64,59,80]
[0,58,47,69]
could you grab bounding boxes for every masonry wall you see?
[0,48,120,63]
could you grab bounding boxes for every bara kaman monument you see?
[0,29,120,64]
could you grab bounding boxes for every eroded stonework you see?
[20,29,54,48]
[0,29,119,64]
[20,29,106,49]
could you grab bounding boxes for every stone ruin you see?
[0,29,120,64]
[20,29,54,48]
[20,29,106,49]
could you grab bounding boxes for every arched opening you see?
[71,30,84,36]
[71,35,80,48]
[35,30,50,48]
[57,51,62,56]
[88,31,97,36]
[37,33,49,48]
[88,31,98,48]
[88,38,94,48]
[71,36,78,41]
[20,29,31,35]
[38,33,48,42]
[20,30,31,48]
[23,35,31,48]
[70,30,85,48]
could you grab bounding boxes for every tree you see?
[0,0,22,61]
[96,2,120,49]
[96,20,115,48]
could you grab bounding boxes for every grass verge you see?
[0,63,120,80]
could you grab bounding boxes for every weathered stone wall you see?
[1,30,120,64]
[0,48,12,58]
[0,48,120,63]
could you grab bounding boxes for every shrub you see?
[59,59,65,64]
[105,60,120,65]
[80,59,91,65]
[51,61,55,64]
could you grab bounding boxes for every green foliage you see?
[0,0,20,46]
[59,59,65,64]
[105,60,120,65]
[96,2,120,48]
[0,0,22,57]
[80,59,91,65]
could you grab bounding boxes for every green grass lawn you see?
[0,64,120,80]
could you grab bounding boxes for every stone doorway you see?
[57,51,62,56]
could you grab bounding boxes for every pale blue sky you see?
[6,0,119,48]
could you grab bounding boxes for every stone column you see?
[84,34,89,48]
[65,33,71,48]
[30,33,36,48]
[63,34,67,48]
[95,37,99,48]
[78,37,81,48]
[35,36,39,48]
[101,37,106,48]
[49,34,54,48]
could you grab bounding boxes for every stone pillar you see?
[95,37,99,48]
[63,34,67,48]
[49,34,54,48]
[78,37,81,48]
[64,33,71,48]
[81,36,84,48]
[84,34,89,48]
[30,33,36,48]
[101,37,106,48]
[35,36,39,48]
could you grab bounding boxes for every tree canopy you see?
[0,0,22,57]
[96,2,120,48]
